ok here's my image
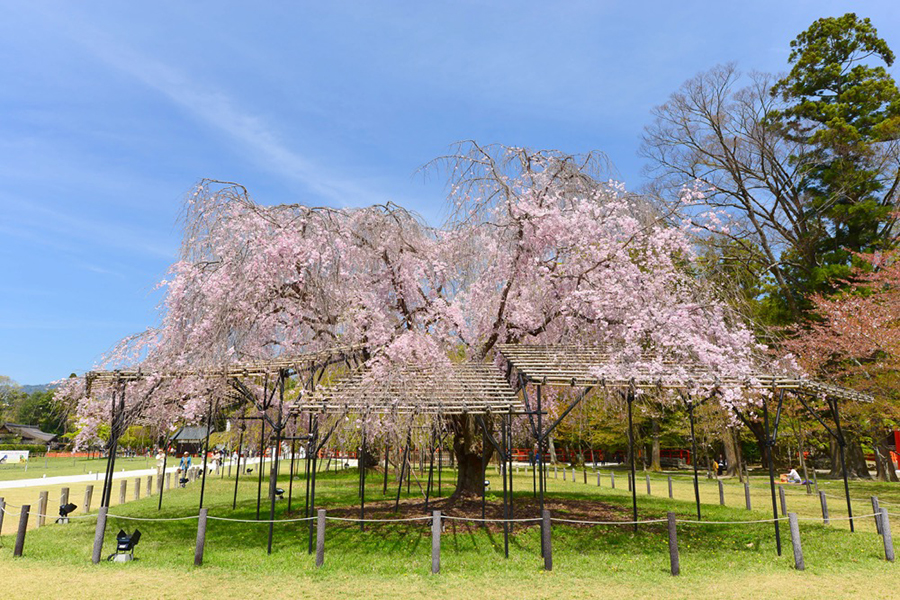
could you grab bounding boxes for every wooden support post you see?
[597,471,601,487]
[646,474,651,495]
[60,487,69,511]
[583,469,587,484]
[166,472,171,490]
[872,497,882,535]
[554,466,557,479]
[819,491,829,524]
[668,476,673,499]
[119,480,127,505]
[667,512,679,576]
[542,509,552,571]
[194,508,208,566]
[0,497,5,536]
[718,480,725,505]
[788,513,804,570]
[84,485,93,513]
[315,509,326,567]
[744,482,751,510]
[37,491,48,527]
[134,478,141,501]
[611,472,615,488]
[880,507,894,562]
[147,475,153,496]
[431,510,441,574]
[91,506,108,564]
[779,486,787,516]
[13,505,30,557]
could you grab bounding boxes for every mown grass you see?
[0,463,897,599]
[0,456,152,481]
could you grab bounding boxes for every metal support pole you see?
[232,428,244,511]
[288,436,297,514]
[383,444,390,495]
[542,509,552,571]
[158,446,168,511]
[360,425,366,531]
[763,396,782,556]
[256,410,266,520]
[831,399,854,532]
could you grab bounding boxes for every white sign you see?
[0,450,30,463]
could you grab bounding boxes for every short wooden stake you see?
[0,497,5,536]
[646,474,651,495]
[431,510,441,574]
[83,485,93,513]
[718,480,724,505]
[315,509,326,567]
[788,512,804,570]
[628,472,633,492]
[872,497,882,535]
[91,506,108,564]
[37,491,48,527]
[667,512,679,576]
[583,469,587,484]
[60,487,70,511]
[554,466,557,479]
[597,471,601,487]
[542,509,552,571]
[819,491,829,524]
[119,480,127,505]
[134,478,141,500]
[611,472,615,488]
[880,508,894,562]
[194,508,208,566]
[668,476,673,499]
[744,482,751,510]
[166,472,171,490]
[13,505,30,557]
[779,485,787,516]
[147,475,153,495]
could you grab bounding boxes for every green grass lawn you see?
[0,456,153,481]
[0,463,897,599]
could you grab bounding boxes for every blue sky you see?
[1,1,898,384]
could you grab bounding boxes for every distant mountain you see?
[20,383,58,394]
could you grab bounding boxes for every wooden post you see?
[872,497,882,535]
[60,487,70,511]
[667,512,679,575]
[597,471,601,487]
[611,472,615,488]
[542,509,552,571]
[646,474,651,495]
[718,480,725,505]
[880,508,894,562]
[668,476,673,499]
[194,508,208,566]
[147,475,153,496]
[91,506,108,564]
[432,510,441,574]
[788,512,804,570]
[779,486,787,516]
[84,485,93,513]
[315,509,326,567]
[37,491,48,527]
[119,480,127,505]
[583,469,587,484]
[0,497,5,536]
[134,478,141,501]
[554,466,557,479]
[744,482,751,510]
[166,472,171,490]
[819,491,829,524]
[13,505,30,557]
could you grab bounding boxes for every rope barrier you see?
[442,515,543,523]
[207,515,316,523]
[551,517,668,525]
[106,513,199,522]
[325,515,431,523]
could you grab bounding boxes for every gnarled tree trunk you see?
[723,427,741,478]
[827,438,870,479]
[451,414,493,497]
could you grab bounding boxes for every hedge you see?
[0,444,49,454]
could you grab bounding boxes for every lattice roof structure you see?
[84,345,365,391]
[292,362,524,415]
[498,344,874,403]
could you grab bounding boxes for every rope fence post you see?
[37,491,48,527]
[819,491,829,525]
[315,509,326,567]
[646,474,651,495]
[166,472,171,490]
[119,480,127,505]
[667,512,679,576]
[583,469,587,484]
[880,508,894,562]
[13,505,30,557]
[60,487,70,512]
[872,497,882,535]
[597,472,601,487]
[91,506,108,564]
[147,475,153,496]
[718,480,724,505]
[668,476,673,499]
[134,478,141,501]
[788,512,804,570]
[744,482,751,510]
[611,472,615,489]
[0,497,5,536]
[84,485,93,513]
[194,508,208,566]
[431,510,441,574]
[542,510,552,571]
[779,485,787,516]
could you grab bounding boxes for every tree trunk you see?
[548,435,558,465]
[451,414,493,497]
[723,427,741,478]
[744,418,769,470]
[650,419,661,471]
[827,438,870,479]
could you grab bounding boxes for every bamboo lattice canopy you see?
[83,345,366,391]
[291,362,524,415]
[497,344,874,404]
